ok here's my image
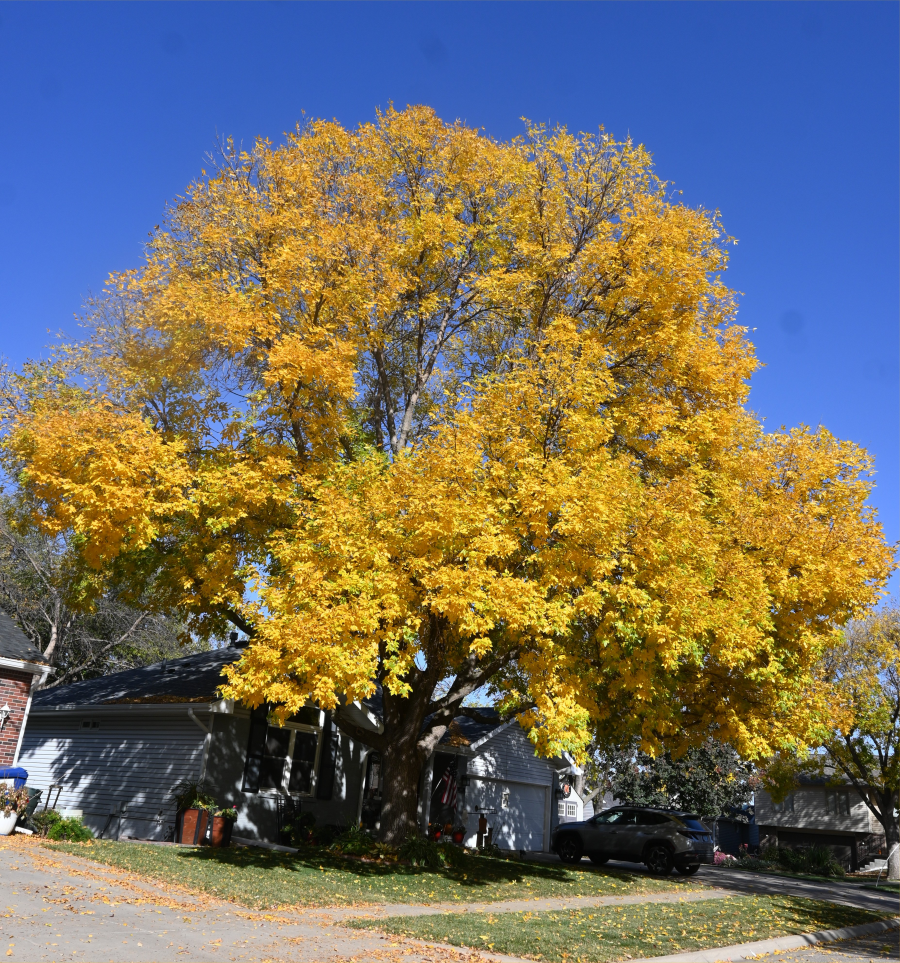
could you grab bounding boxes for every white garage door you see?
[464,779,546,852]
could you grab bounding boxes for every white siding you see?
[18,712,206,840]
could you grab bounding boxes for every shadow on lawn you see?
[167,845,651,890]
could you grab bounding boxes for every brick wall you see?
[0,668,35,767]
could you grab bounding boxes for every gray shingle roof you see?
[32,646,240,708]
[0,611,48,665]
[30,643,509,746]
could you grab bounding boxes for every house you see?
[755,777,888,871]
[18,644,582,851]
[0,611,50,771]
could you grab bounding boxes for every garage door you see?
[464,779,546,852]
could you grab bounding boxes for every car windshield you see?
[678,816,708,832]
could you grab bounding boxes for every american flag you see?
[438,762,458,809]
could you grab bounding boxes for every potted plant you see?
[171,779,217,845]
[209,807,237,848]
[451,826,466,845]
[0,786,29,836]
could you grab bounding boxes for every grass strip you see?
[348,894,892,962]
[46,841,695,909]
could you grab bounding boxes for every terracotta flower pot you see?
[452,830,465,844]
[179,807,209,845]
[210,815,234,848]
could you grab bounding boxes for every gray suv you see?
[551,806,714,875]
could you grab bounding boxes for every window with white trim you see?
[566,802,577,818]
[242,706,323,795]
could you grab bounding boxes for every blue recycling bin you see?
[0,767,28,789]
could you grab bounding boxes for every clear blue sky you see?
[1,2,897,589]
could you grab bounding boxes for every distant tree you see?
[765,605,899,880]
[603,739,758,821]
[0,502,206,686]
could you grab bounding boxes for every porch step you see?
[858,857,887,873]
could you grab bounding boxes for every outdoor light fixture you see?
[0,704,10,729]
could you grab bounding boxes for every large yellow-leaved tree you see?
[0,107,892,842]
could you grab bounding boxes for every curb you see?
[631,915,900,962]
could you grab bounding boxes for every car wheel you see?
[645,844,673,875]
[675,863,700,876]
[557,835,583,864]
[589,854,609,865]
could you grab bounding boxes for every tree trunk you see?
[882,794,899,881]
[378,732,425,846]
[374,680,435,846]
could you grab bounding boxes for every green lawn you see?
[47,840,697,909]
[349,895,892,962]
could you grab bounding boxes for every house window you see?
[558,801,566,816]
[773,793,795,814]
[241,707,322,795]
[826,791,851,816]
[566,802,577,818]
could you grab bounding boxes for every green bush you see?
[289,812,318,847]
[753,843,845,878]
[48,816,93,842]
[776,844,845,878]
[329,824,377,856]
[399,834,468,869]
[32,809,93,842]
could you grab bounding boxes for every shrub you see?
[31,809,62,837]
[31,809,93,842]
[48,816,93,842]
[775,844,845,878]
[329,824,377,856]
[399,834,469,869]
[399,834,445,868]
[289,812,318,847]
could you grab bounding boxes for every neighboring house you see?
[18,644,582,851]
[0,611,50,769]
[755,777,887,871]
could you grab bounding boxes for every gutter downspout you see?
[188,708,213,785]
[13,665,51,767]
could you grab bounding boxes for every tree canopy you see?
[606,739,758,822]
[0,497,206,685]
[765,603,899,879]
[0,106,892,841]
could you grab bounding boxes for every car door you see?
[604,809,638,858]
[582,808,631,857]
[621,810,659,861]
